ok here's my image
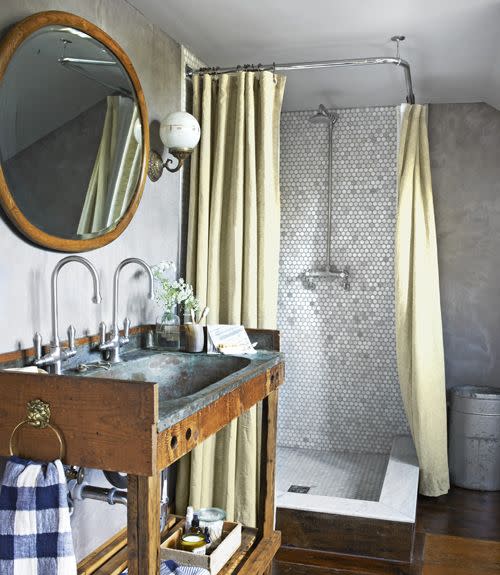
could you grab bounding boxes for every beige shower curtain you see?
[396,104,450,496]
[175,71,286,525]
[78,96,141,235]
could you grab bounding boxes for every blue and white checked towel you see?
[0,457,77,575]
[122,560,209,575]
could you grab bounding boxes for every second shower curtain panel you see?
[395,104,449,497]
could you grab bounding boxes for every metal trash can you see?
[449,386,500,490]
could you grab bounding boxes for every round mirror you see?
[0,11,149,251]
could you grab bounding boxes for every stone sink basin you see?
[69,350,280,430]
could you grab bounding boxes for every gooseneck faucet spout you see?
[112,258,154,332]
[34,256,102,375]
[51,256,102,347]
[100,258,154,363]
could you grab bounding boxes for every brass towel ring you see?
[9,399,65,461]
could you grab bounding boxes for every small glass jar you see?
[197,507,226,550]
[156,307,180,351]
[180,533,206,555]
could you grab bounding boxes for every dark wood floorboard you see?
[416,487,500,541]
[274,487,500,575]
[273,560,420,575]
[422,532,500,574]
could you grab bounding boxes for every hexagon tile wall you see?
[277,106,408,454]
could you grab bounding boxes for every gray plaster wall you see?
[429,103,500,390]
[5,99,107,237]
[0,0,182,561]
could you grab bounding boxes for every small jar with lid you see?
[196,507,226,550]
[180,533,206,555]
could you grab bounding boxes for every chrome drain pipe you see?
[72,483,127,506]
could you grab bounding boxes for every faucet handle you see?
[33,332,43,361]
[123,317,131,340]
[99,322,107,346]
[67,325,76,352]
[342,266,351,291]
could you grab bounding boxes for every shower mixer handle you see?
[340,266,350,291]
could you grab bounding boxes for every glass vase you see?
[156,307,180,351]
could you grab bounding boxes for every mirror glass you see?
[0,25,143,240]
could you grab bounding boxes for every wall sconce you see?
[148,111,201,181]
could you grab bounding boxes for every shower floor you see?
[276,446,389,502]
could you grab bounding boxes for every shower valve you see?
[341,267,350,291]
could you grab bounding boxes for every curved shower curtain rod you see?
[186,55,416,104]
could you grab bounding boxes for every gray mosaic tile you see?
[277,446,389,501]
[277,106,408,454]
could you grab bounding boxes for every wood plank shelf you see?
[78,517,179,575]
[81,517,280,575]
[77,528,127,575]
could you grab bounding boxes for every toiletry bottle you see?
[160,473,169,531]
[189,514,204,536]
[185,506,194,533]
[204,526,211,546]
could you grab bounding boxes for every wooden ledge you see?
[157,362,284,470]
[0,371,158,475]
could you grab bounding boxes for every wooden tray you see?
[160,521,242,575]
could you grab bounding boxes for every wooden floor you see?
[273,487,500,575]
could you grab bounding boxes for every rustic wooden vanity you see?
[0,328,284,575]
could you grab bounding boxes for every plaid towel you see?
[0,457,76,575]
[122,559,210,575]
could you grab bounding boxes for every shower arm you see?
[186,55,415,104]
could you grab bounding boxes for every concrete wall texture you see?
[429,103,500,391]
[0,0,182,560]
[5,99,107,237]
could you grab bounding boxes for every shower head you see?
[308,104,339,125]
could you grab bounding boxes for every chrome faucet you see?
[99,258,154,363]
[33,256,102,375]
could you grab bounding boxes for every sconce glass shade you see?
[159,111,200,152]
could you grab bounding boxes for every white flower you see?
[152,263,200,312]
[152,260,176,279]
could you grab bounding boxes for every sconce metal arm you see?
[148,149,192,181]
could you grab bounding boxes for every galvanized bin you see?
[449,386,500,491]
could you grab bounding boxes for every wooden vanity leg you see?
[127,473,160,575]
[259,389,279,574]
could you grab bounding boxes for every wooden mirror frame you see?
[0,11,149,252]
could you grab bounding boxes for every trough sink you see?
[67,349,280,431]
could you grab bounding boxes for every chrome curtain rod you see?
[186,56,415,104]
